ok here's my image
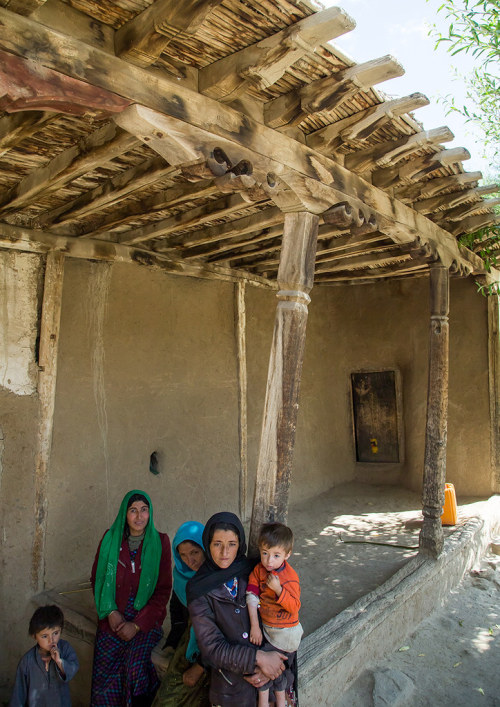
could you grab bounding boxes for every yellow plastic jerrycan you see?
[441,483,457,526]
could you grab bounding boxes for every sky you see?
[320,0,492,179]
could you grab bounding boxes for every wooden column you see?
[419,264,449,558]
[32,250,65,590]
[488,294,500,492]
[235,281,248,521]
[249,212,318,551]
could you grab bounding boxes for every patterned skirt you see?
[91,595,162,706]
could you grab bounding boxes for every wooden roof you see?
[0,0,498,288]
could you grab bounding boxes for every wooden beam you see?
[315,258,430,282]
[39,157,177,228]
[307,93,430,153]
[185,225,283,261]
[372,147,471,189]
[249,211,319,551]
[5,0,47,16]
[114,193,262,246]
[0,48,131,115]
[0,123,140,214]
[235,281,248,521]
[32,250,65,591]
[450,213,500,237]
[164,207,284,251]
[265,55,404,130]
[72,179,219,238]
[345,127,454,173]
[419,264,449,558]
[199,6,355,101]
[395,171,483,203]
[115,0,222,67]
[438,197,500,224]
[315,244,414,273]
[0,12,475,274]
[0,221,276,288]
[413,186,488,216]
[0,110,52,158]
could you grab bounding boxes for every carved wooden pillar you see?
[419,264,449,558]
[32,250,65,590]
[249,212,318,551]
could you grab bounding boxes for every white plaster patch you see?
[0,252,41,395]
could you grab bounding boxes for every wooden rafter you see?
[265,55,404,129]
[395,171,483,203]
[115,0,223,67]
[0,123,140,214]
[0,110,52,158]
[199,6,355,101]
[307,93,430,153]
[372,147,471,189]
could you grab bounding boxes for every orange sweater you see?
[247,561,300,628]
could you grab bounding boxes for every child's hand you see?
[250,625,263,645]
[266,572,282,595]
[50,645,65,675]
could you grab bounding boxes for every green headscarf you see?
[93,489,162,620]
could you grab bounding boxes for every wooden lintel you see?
[115,0,223,67]
[395,171,483,203]
[0,122,140,214]
[265,55,404,129]
[344,126,454,173]
[199,6,355,101]
[0,221,276,288]
[306,92,429,153]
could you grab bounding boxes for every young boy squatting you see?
[10,605,79,707]
[246,523,303,707]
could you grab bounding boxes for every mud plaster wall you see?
[0,259,491,699]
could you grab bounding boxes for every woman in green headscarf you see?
[90,490,172,707]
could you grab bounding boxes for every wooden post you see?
[249,212,319,551]
[419,264,449,558]
[32,250,65,590]
[488,294,500,492]
[235,281,248,521]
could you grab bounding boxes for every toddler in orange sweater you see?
[247,522,303,707]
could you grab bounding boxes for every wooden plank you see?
[0,11,476,274]
[0,221,276,288]
[307,93,430,153]
[235,281,248,520]
[438,197,500,224]
[184,225,283,260]
[40,157,177,228]
[249,211,319,551]
[315,244,414,273]
[419,265,449,558]
[450,213,500,237]
[32,250,65,590]
[265,55,404,129]
[344,127,454,174]
[199,6,355,100]
[115,0,223,67]
[0,123,140,214]
[413,186,494,215]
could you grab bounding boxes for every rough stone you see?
[373,667,416,706]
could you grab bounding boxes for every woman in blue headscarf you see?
[152,521,209,707]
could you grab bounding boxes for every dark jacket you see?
[189,576,258,707]
[91,531,172,634]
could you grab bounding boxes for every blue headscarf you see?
[172,521,204,662]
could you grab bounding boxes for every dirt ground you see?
[335,548,500,707]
